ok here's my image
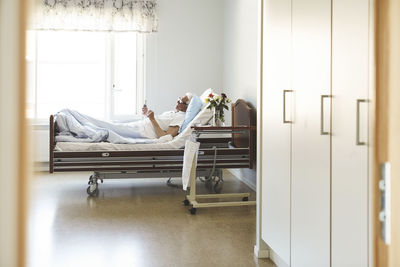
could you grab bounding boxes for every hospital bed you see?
[49,99,255,200]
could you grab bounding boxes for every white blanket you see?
[182,140,200,190]
[55,109,172,144]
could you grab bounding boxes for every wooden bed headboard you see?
[231,99,256,168]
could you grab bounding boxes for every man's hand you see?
[146,110,155,120]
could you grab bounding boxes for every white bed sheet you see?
[56,138,183,151]
[55,104,213,152]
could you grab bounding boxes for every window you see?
[26,30,145,123]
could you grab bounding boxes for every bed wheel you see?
[242,197,249,201]
[88,175,93,185]
[214,182,223,194]
[183,199,190,206]
[87,183,98,196]
[189,208,197,215]
[88,174,95,185]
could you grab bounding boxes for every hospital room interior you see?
[1,0,400,267]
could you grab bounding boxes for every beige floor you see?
[27,171,275,267]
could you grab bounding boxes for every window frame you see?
[26,30,146,125]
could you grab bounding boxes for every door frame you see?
[374,0,400,266]
[0,0,28,266]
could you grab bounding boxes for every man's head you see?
[175,92,193,112]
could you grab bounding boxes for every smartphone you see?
[142,100,147,116]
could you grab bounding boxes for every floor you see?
[27,171,276,267]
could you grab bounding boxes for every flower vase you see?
[212,107,224,127]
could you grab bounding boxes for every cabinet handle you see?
[283,90,293,124]
[356,99,368,145]
[320,95,331,135]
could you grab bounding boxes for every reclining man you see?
[55,93,193,143]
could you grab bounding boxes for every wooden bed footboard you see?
[231,99,256,169]
[49,115,55,173]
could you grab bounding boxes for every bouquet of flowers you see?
[205,92,231,125]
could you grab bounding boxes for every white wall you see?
[146,0,258,117]
[222,0,258,114]
[33,127,50,163]
[222,0,259,189]
[146,0,224,114]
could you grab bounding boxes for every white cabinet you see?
[260,0,371,266]
[261,0,292,263]
[331,0,370,266]
[291,0,332,266]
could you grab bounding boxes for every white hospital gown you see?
[141,111,186,139]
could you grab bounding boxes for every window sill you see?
[27,118,48,130]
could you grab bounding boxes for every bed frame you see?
[49,99,255,195]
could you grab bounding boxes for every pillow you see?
[179,94,203,133]
[177,103,214,139]
[196,107,212,125]
[200,88,214,104]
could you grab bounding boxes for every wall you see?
[33,126,50,164]
[222,0,259,189]
[222,0,258,118]
[146,0,224,114]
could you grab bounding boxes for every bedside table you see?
[182,125,256,214]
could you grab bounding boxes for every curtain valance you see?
[33,0,158,32]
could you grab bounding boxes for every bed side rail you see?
[52,147,250,172]
[53,147,249,158]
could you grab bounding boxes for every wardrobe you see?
[260,0,371,266]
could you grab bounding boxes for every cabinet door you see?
[331,0,370,266]
[261,0,292,264]
[291,0,332,266]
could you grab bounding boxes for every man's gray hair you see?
[186,92,193,104]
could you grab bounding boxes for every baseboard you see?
[254,241,289,267]
[269,249,290,267]
[254,245,269,258]
[227,169,256,191]
[35,161,49,172]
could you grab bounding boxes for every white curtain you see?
[33,0,158,32]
